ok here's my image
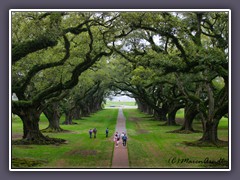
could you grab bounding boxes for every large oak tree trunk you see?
[154,109,167,121]
[73,106,81,120]
[179,105,198,132]
[167,108,178,126]
[43,103,64,132]
[63,110,74,124]
[80,106,91,117]
[15,106,65,144]
[19,109,43,140]
[199,119,219,143]
[146,106,153,115]
[198,83,227,144]
[140,104,148,113]
[136,100,149,114]
[137,100,144,112]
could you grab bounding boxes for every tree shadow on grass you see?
[167,129,202,134]
[12,136,67,145]
[183,140,228,148]
[158,122,181,127]
[41,128,71,133]
[141,115,155,119]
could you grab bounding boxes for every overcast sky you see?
[107,95,135,102]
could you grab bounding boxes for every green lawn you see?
[11,109,118,168]
[11,108,229,169]
[104,101,137,107]
[123,109,229,169]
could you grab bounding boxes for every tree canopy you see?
[11,11,229,145]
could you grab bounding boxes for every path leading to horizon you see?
[111,108,129,168]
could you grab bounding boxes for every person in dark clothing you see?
[89,129,93,138]
[106,128,109,137]
[93,128,97,138]
[122,133,128,146]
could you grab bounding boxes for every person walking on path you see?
[117,132,121,145]
[114,132,119,147]
[122,133,128,146]
[121,131,125,145]
[89,129,93,139]
[111,108,129,168]
[93,128,97,138]
[106,128,109,137]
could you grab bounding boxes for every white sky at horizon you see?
[107,95,136,102]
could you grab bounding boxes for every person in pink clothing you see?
[114,132,119,147]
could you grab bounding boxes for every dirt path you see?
[111,108,129,168]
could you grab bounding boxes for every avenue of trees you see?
[12,11,229,146]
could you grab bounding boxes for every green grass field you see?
[11,108,229,169]
[12,109,118,168]
[124,109,229,168]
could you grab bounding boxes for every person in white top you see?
[121,131,125,145]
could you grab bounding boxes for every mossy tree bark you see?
[62,109,74,125]
[199,101,228,144]
[13,106,65,144]
[200,120,219,143]
[18,106,42,140]
[72,106,81,120]
[154,109,167,121]
[197,80,228,144]
[179,104,198,132]
[167,105,183,126]
[43,102,64,132]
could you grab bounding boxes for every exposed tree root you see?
[61,121,78,125]
[159,122,180,126]
[183,139,228,147]
[12,136,67,145]
[41,127,69,133]
[167,129,202,134]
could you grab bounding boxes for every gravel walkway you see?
[111,108,129,168]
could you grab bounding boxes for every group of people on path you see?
[89,128,97,138]
[114,131,128,147]
[88,128,128,147]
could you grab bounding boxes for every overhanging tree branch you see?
[13,35,70,96]
[12,35,58,64]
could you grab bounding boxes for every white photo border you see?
[9,9,231,172]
